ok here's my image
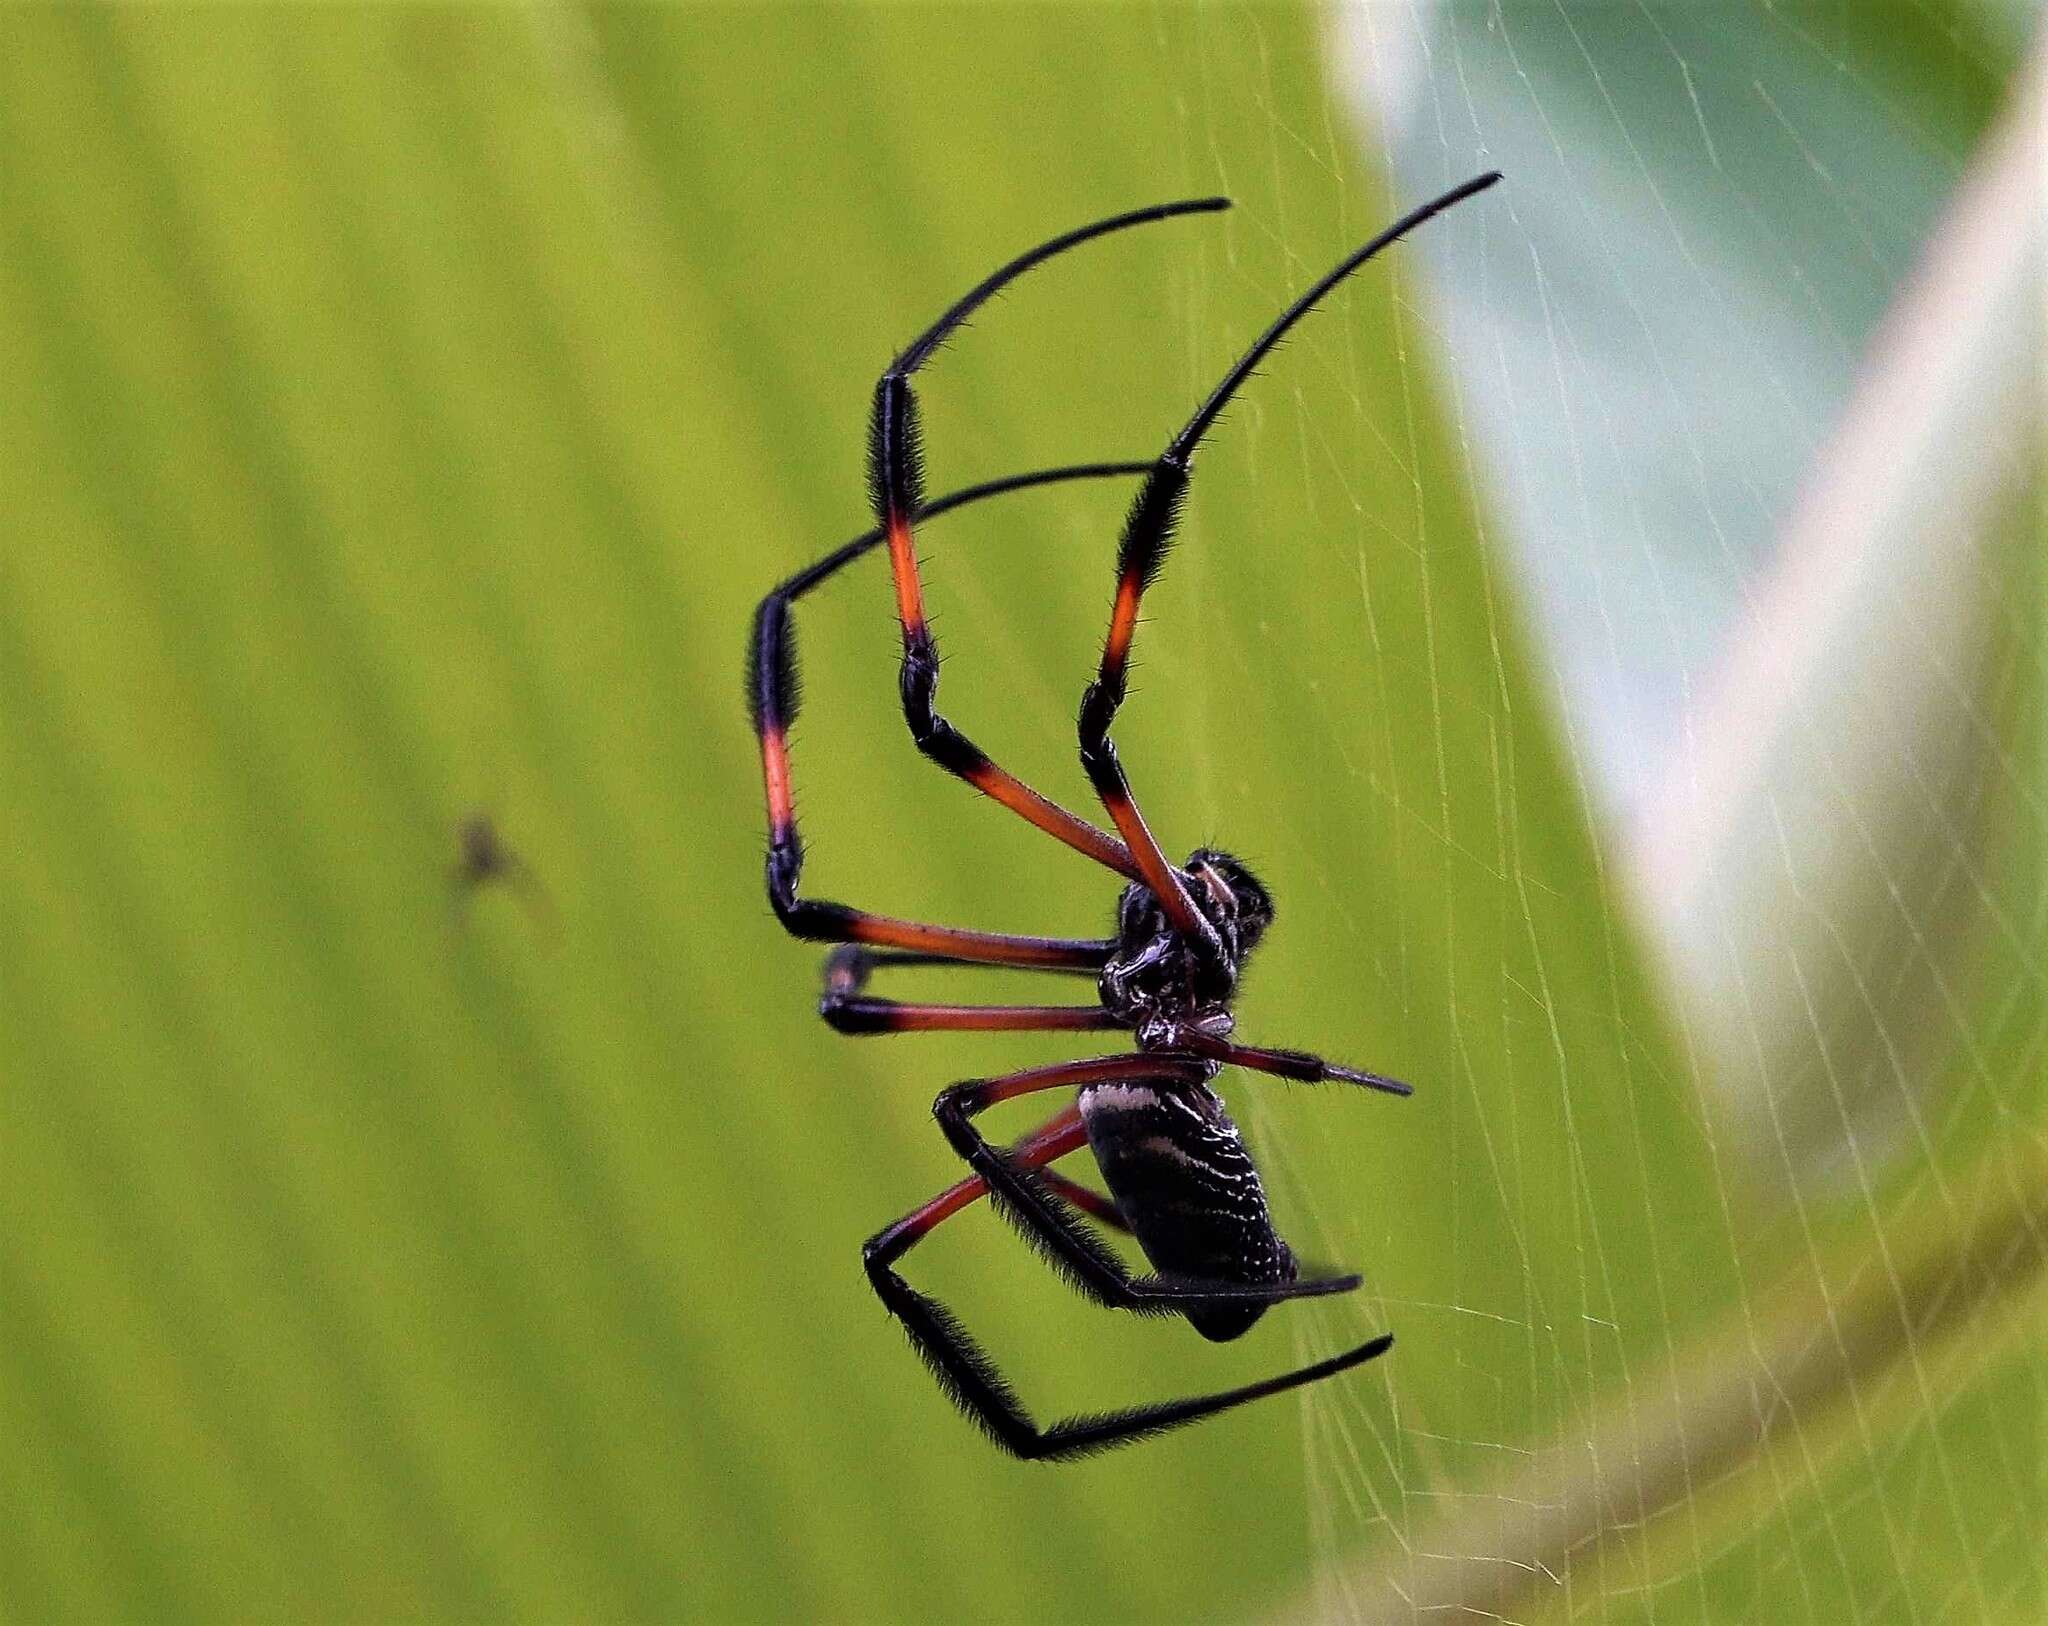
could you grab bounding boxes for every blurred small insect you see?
[746,174,1499,1461]
[449,811,553,935]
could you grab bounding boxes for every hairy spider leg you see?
[824,1001,1123,1036]
[831,1007,1130,1212]
[1177,1033,1415,1099]
[817,994,1427,1062]
[871,197,1231,885]
[751,465,1154,970]
[816,943,1120,1036]
[868,1103,1123,1254]
[924,1056,1365,1316]
[864,1061,1390,1462]
[1078,171,1505,970]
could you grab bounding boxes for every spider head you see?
[1101,847,1274,1025]
[1185,848,1274,960]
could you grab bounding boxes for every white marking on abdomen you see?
[1081,1082,1160,1116]
[1134,1134,1203,1169]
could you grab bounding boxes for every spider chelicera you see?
[748,173,1500,1462]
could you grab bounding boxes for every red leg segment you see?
[1078,173,1505,963]
[749,466,1159,972]
[863,1104,1099,1261]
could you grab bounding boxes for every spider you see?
[747,173,1500,1462]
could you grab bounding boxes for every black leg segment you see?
[862,1068,1392,1463]
[870,201,1229,879]
[751,465,1153,968]
[1076,173,1504,963]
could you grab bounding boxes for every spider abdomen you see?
[1077,1076,1295,1343]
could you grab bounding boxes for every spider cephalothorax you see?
[1100,848,1272,1036]
[747,174,1499,1461]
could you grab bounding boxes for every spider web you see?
[1157,5,2043,1622]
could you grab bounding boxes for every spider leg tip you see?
[1330,1063,1415,1098]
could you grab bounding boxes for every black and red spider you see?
[747,173,1500,1462]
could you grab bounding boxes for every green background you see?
[1,7,2037,1622]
